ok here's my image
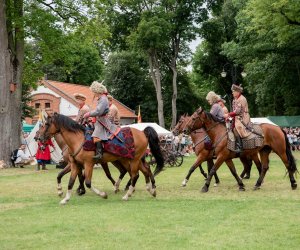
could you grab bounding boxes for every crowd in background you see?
[284,127,300,151]
[159,134,194,156]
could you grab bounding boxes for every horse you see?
[173,115,261,187]
[38,113,164,204]
[184,107,297,192]
[35,130,131,196]
[172,114,220,186]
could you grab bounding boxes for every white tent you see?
[251,117,278,126]
[122,123,172,136]
[23,120,63,164]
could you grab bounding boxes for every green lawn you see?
[1,151,300,250]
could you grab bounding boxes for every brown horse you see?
[173,115,261,187]
[38,113,164,204]
[184,107,297,192]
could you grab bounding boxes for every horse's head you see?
[172,114,190,136]
[183,107,205,134]
[38,113,60,141]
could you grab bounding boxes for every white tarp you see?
[23,120,63,164]
[251,117,278,126]
[122,122,172,136]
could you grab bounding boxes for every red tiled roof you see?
[40,79,137,118]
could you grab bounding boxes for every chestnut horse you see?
[173,115,261,187]
[39,113,164,204]
[184,107,297,192]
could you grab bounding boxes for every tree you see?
[0,0,90,165]
[222,0,300,115]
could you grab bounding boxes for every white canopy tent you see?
[251,117,278,126]
[122,123,172,136]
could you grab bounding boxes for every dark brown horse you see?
[184,107,297,192]
[173,115,261,187]
[38,113,164,204]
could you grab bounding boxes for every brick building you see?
[25,79,137,125]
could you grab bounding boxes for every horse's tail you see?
[282,129,297,173]
[144,127,164,176]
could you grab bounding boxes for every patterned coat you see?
[89,95,118,141]
[75,104,90,124]
[108,103,120,126]
[229,94,251,138]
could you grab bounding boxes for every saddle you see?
[227,124,264,151]
[83,126,135,159]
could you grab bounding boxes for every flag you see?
[137,105,142,123]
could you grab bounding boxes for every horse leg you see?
[57,163,71,197]
[85,161,107,199]
[139,160,157,197]
[254,147,271,190]
[60,163,79,205]
[112,161,128,193]
[207,158,220,186]
[76,169,86,196]
[240,156,252,179]
[182,155,205,187]
[225,159,245,191]
[122,160,139,201]
[252,154,262,176]
[101,162,116,185]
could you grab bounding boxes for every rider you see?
[107,94,120,127]
[83,81,118,160]
[206,91,224,122]
[74,93,90,124]
[224,84,251,153]
[218,97,228,115]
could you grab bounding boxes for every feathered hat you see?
[90,80,107,94]
[231,84,243,93]
[206,91,221,104]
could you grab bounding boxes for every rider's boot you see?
[93,142,103,160]
[234,135,243,153]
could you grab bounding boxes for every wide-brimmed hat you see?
[231,84,243,93]
[90,80,107,94]
[74,93,86,101]
[206,91,221,104]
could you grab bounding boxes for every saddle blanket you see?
[83,127,135,159]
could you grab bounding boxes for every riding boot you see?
[93,142,103,160]
[235,135,243,153]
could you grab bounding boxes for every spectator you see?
[15,143,34,168]
[35,139,55,171]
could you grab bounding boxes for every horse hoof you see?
[114,188,120,194]
[151,189,156,197]
[292,184,297,190]
[78,190,86,196]
[201,186,208,193]
[253,186,260,191]
[239,186,246,191]
[58,191,64,197]
[181,183,186,187]
[122,196,128,201]
[60,199,68,205]
[100,192,108,199]
[213,183,218,187]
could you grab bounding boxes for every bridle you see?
[40,116,61,141]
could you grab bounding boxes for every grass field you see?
[1,151,300,250]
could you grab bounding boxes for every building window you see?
[45,102,51,108]
[35,103,40,109]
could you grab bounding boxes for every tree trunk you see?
[149,55,165,128]
[0,0,23,166]
[170,58,178,129]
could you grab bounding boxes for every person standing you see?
[83,81,118,160]
[224,84,251,152]
[35,138,55,170]
[107,95,120,126]
[74,93,90,124]
[206,91,224,122]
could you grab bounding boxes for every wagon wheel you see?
[173,152,184,167]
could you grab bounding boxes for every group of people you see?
[284,127,300,151]
[15,80,121,169]
[206,83,251,153]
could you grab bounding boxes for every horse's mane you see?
[205,111,225,124]
[53,113,85,133]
